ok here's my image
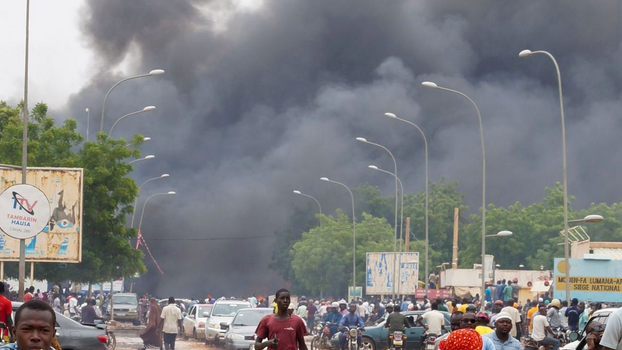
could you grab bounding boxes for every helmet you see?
[466,304,477,312]
[550,299,561,308]
[387,303,394,308]
[300,296,307,300]
[339,299,347,305]
[477,312,489,321]
[331,302,339,308]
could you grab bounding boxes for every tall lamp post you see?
[518,49,570,303]
[129,155,155,165]
[385,112,430,296]
[137,191,176,237]
[368,165,405,296]
[109,106,156,136]
[356,137,399,299]
[320,177,357,288]
[131,174,170,228]
[293,190,323,228]
[100,69,165,132]
[422,81,486,309]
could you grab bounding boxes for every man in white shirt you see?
[161,297,182,350]
[418,303,446,335]
[532,306,559,350]
[600,307,622,350]
[500,298,521,339]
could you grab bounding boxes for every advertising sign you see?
[366,252,419,295]
[348,286,362,300]
[0,167,83,262]
[553,258,622,302]
[0,184,51,239]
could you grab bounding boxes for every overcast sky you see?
[3,0,622,297]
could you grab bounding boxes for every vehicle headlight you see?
[129,308,137,313]
[314,324,322,330]
[227,333,244,340]
[209,323,220,329]
[349,328,358,337]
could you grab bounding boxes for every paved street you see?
[116,336,213,350]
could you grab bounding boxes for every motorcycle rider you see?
[417,302,446,347]
[339,303,365,350]
[385,304,410,349]
[323,302,343,337]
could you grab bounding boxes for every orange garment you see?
[527,306,538,331]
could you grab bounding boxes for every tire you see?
[311,337,319,350]
[350,341,357,350]
[107,332,116,350]
[360,337,375,350]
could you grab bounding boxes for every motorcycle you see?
[388,331,407,350]
[341,326,364,350]
[422,332,436,350]
[311,322,337,350]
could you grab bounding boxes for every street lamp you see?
[129,155,155,164]
[109,106,156,137]
[385,112,430,296]
[320,177,357,288]
[131,174,171,228]
[422,81,487,310]
[137,191,176,238]
[126,137,151,147]
[368,165,405,296]
[293,190,323,228]
[100,69,165,132]
[519,49,570,303]
[356,137,399,299]
[568,215,603,224]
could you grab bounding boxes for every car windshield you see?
[232,310,272,326]
[212,303,249,317]
[113,295,136,304]
[199,306,212,317]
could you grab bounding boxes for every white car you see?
[561,307,618,350]
[183,303,213,340]
[204,299,252,345]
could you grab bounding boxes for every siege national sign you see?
[0,167,83,262]
[554,258,622,302]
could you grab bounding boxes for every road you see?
[116,336,213,350]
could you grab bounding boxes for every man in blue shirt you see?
[338,303,365,350]
[483,312,522,350]
[323,302,343,337]
[565,298,580,331]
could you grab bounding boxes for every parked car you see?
[13,301,108,350]
[183,303,213,340]
[331,310,451,350]
[109,292,140,325]
[224,308,273,350]
[561,308,618,350]
[205,299,252,345]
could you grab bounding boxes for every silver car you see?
[224,308,273,350]
[205,299,252,345]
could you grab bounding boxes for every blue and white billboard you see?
[553,258,622,302]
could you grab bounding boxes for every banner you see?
[366,252,419,295]
[0,166,83,262]
[554,258,622,302]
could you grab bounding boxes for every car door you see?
[184,306,196,336]
[404,314,424,349]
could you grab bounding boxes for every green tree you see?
[0,102,146,283]
[290,211,393,296]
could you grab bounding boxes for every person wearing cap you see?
[338,300,348,316]
[475,312,493,335]
[483,312,522,350]
[323,302,342,337]
[600,307,622,350]
[547,299,562,329]
[532,306,560,350]
[500,298,521,339]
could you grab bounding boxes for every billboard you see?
[0,166,83,262]
[366,252,419,295]
[553,258,622,302]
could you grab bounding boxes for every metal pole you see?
[357,139,398,299]
[86,108,90,142]
[386,114,429,297]
[109,107,155,137]
[429,87,485,311]
[19,0,31,302]
[131,175,170,228]
[138,192,175,236]
[293,191,323,228]
[100,74,150,132]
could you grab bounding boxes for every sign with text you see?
[0,167,83,262]
[0,184,51,239]
[366,252,419,295]
[554,258,622,302]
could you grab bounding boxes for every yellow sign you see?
[555,276,622,292]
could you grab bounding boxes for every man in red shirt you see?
[23,287,34,302]
[255,288,308,350]
[0,282,14,342]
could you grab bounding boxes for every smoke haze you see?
[60,0,622,297]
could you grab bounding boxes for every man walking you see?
[161,297,182,350]
[255,288,308,350]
